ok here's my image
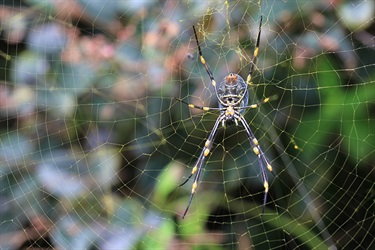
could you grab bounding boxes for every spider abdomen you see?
[217,73,249,113]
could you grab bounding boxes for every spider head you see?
[225,73,238,84]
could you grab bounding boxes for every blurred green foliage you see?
[0,0,374,249]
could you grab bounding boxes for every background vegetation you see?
[0,0,374,249]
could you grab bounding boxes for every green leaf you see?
[293,54,343,161]
[262,208,329,249]
[153,161,181,206]
[139,220,175,249]
[341,83,375,163]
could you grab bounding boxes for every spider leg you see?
[235,94,278,115]
[178,148,205,187]
[180,115,225,218]
[237,95,271,110]
[174,97,223,111]
[236,112,272,213]
[193,26,219,92]
[247,15,263,86]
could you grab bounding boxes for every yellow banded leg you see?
[181,115,224,218]
[246,16,263,86]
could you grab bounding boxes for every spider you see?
[177,16,273,219]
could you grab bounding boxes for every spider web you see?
[0,0,374,249]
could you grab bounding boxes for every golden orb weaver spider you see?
[177,16,273,219]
